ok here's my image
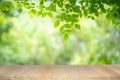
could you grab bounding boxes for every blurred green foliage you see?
[0,12,120,65]
[0,0,120,65]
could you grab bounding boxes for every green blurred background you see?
[0,4,120,65]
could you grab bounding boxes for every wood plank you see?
[0,65,120,80]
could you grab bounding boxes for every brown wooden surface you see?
[0,65,120,80]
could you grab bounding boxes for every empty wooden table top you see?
[0,65,120,80]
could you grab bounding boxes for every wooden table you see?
[0,65,120,80]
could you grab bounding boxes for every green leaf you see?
[73,6,81,13]
[61,29,72,34]
[72,14,79,18]
[40,1,44,5]
[75,24,81,30]
[17,3,22,8]
[24,4,31,9]
[59,25,64,33]
[65,4,71,9]
[84,10,88,17]
[95,10,99,16]
[65,29,72,33]
[64,33,69,41]
[65,24,71,28]
[68,14,78,22]
[31,9,37,14]
[54,20,60,28]
[58,1,63,7]
[69,0,76,5]
[47,12,53,17]
[60,13,66,21]
[41,13,47,17]
[46,4,56,12]
[18,8,22,13]
[100,4,106,13]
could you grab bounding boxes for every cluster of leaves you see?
[0,0,120,40]
[0,0,14,16]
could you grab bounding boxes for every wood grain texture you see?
[0,65,120,80]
